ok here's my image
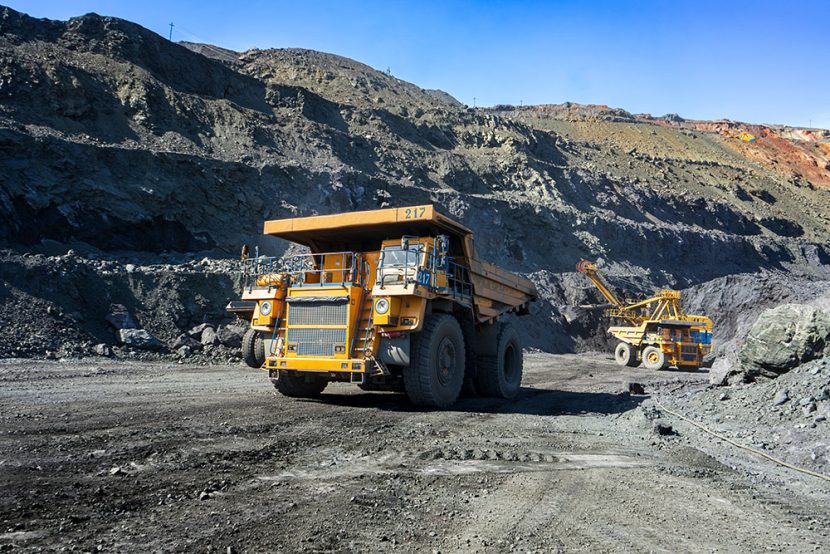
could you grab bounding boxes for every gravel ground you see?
[1,353,828,553]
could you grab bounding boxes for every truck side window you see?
[380,246,422,268]
[379,246,423,286]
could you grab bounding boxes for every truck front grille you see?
[286,328,347,357]
[286,298,349,357]
[288,302,348,326]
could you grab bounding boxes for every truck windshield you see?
[381,247,422,267]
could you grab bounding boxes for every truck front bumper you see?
[264,356,367,373]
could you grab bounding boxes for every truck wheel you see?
[273,371,328,398]
[614,342,639,367]
[242,328,265,368]
[404,313,465,408]
[476,323,523,399]
[642,346,667,370]
[459,315,479,397]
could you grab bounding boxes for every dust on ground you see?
[1,353,828,553]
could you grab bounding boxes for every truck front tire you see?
[242,328,265,368]
[476,323,523,399]
[273,371,328,398]
[404,313,465,408]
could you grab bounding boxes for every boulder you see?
[200,326,219,346]
[188,323,214,338]
[93,343,112,357]
[105,304,137,330]
[176,345,193,358]
[118,329,163,350]
[739,304,830,377]
[772,389,789,406]
[170,333,201,351]
[216,324,246,348]
[625,381,646,395]
[652,420,676,436]
[709,356,739,386]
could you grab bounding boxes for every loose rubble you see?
[665,356,830,474]
[0,251,244,362]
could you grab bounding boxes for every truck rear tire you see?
[273,371,328,398]
[404,313,465,408]
[642,346,667,370]
[475,323,523,399]
[614,342,639,367]
[242,328,265,368]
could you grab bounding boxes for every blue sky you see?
[9,1,830,128]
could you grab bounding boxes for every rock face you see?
[739,304,830,377]
[0,6,828,359]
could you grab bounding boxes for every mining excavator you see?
[573,260,713,370]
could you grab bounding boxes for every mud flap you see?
[379,334,411,366]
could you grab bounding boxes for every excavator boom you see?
[575,260,624,308]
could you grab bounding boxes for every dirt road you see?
[1,353,828,553]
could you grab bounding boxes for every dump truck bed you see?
[263,204,537,322]
[466,258,536,320]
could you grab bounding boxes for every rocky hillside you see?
[1,6,828,356]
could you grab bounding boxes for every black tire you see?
[459,314,479,397]
[641,345,667,370]
[404,313,465,408]
[614,342,639,367]
[475,323,523,399]
[273,371,328,398]
[242,328,265,368]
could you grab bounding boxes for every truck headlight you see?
[260,300,272,316]
[374,297,390,315]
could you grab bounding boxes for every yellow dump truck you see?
[227,205,537,408]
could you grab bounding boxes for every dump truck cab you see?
[229,205,537,408]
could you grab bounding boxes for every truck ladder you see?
[350,261,376,361]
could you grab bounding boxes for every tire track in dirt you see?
[256,448,650,482]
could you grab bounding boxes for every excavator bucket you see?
[562,303,614,323]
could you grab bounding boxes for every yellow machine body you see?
[576,260,713,369]
[233,205,537,380]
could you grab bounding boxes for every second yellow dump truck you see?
[227,204,537,408]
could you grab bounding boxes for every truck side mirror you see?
[437,235,449,255]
